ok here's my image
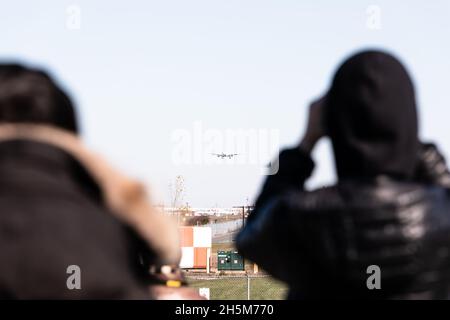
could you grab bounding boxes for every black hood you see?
[325,50,419,181]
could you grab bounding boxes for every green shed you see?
[217,251,244,271]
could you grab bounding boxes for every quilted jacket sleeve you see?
[414,143,450,189]
[236,147,315,282]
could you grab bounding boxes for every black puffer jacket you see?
[236,143,450,299]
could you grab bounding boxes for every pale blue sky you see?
[1,0,449,207]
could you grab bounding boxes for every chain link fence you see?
[186,274,288,300]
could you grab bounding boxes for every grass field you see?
[187,241,288,300]
[212,243,234,252]
[187,277,288,300]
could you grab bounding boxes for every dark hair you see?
[0,64,78,133]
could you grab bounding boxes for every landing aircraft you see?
[211,153,239,159]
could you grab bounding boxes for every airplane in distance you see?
[211,153,239,159]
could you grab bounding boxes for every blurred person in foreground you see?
[237,50,450,299]
[0,64,186,299]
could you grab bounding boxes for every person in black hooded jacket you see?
[236,50,450,299]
